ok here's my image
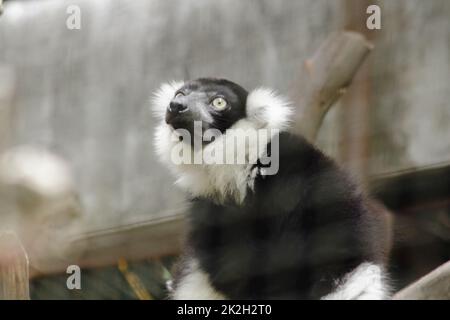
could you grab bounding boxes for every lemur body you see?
[153,78,390,299]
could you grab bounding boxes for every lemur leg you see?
[171,258,226,300]
[321,262,390,300]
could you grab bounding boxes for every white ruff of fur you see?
[321,262,391,300]
[152,82,293,204]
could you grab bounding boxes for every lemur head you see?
[164,78,248,139]
[153,77,292,203]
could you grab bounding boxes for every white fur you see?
[172,258,226,300]
[246,88,292,131]
[321,262,391,300]
[173,259,389,300]
[152,82,292,204]
[152,81,185,120]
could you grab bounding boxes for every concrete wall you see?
[369,0,450,173]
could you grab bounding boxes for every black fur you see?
[179,132,384,299]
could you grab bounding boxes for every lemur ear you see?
[152,81,185,120]
[245,88,293,131]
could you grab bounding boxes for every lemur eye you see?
[174,92,184,99]
[211,97,227,110]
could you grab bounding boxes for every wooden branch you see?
[393,261,450,300]
[290,31,373,142]
[0,231,30,300]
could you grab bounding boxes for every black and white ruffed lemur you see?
[153,78,391,299]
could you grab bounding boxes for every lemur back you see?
[174,132,389,299]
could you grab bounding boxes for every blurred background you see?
[0,0,448,299]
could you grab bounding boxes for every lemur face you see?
[165,78,248,137]
[154,78,293,200]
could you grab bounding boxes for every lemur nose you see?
[166,101,189,126]
[168,101,188,114]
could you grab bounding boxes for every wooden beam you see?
[393,261,450,300]
[26,210,186,278]
[0,231,30,300]
[64,211,186,271]
[370,161,450,213]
